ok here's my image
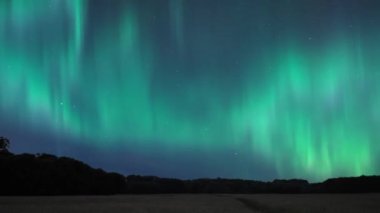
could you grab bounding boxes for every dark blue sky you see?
[1,0,380,181]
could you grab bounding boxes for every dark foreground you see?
[2,152,380,195]
[1,194,379,213]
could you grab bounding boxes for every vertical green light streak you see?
[170,0,185,52]
[237,33,376,180]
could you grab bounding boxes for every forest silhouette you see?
[1,137,380,195]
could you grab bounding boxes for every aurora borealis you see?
[1,0,380,181]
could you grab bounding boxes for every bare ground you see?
[0,194,379,213]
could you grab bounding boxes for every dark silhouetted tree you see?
[0,137,10,152]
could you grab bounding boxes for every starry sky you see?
[1,0,380,181]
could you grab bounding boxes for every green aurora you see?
[1,0,379,181]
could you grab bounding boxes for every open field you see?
[1,194,380,213]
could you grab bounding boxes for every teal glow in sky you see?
[1,0,380,181]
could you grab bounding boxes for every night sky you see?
[1,0,380,181]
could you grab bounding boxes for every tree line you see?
[1,137,380,195]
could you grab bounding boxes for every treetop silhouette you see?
[0,137,10,152]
